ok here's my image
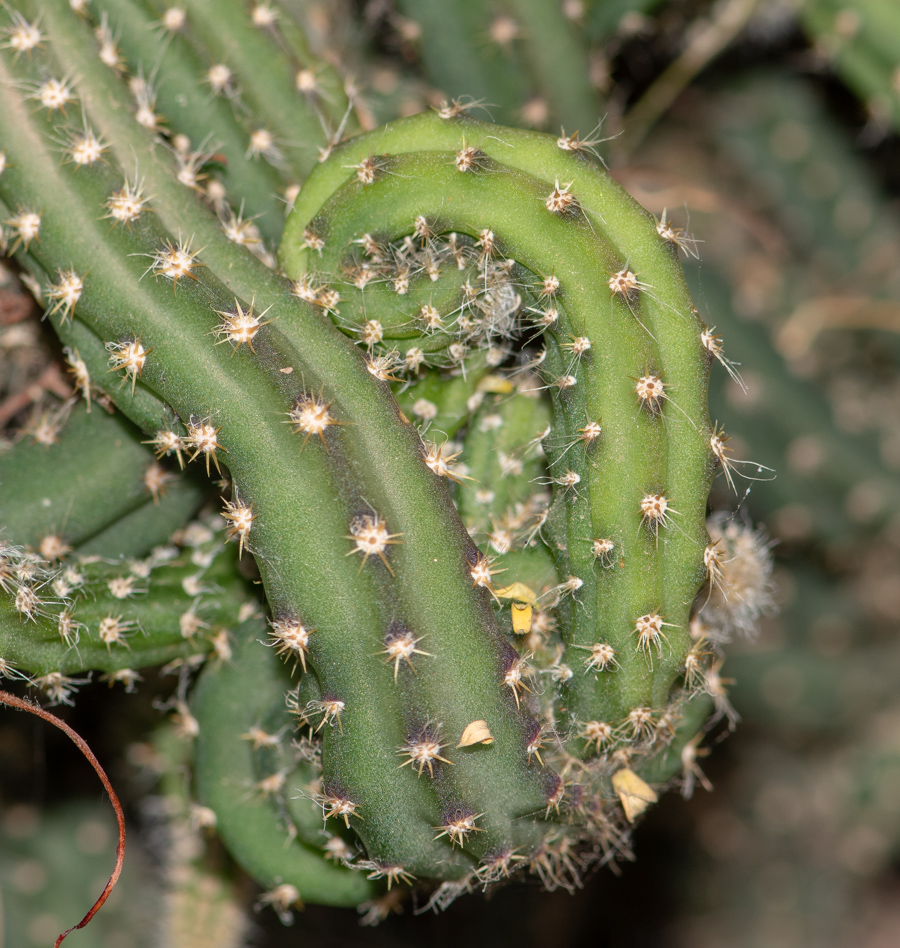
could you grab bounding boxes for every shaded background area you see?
[2,0,900,945]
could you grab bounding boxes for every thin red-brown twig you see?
[0,690,126,947]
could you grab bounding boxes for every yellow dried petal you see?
[476,375,514,394]
[457,720,494,747]
[612,768,658,823]
[492,582,538,606]
[511,601,532,635]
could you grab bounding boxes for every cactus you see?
[391,0,600,131]
[611,59,900,942]
[0,0,762,920]
[0,401,248,691]
[141,723,252,947]
[0,401,206,556]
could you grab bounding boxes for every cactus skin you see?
[0,529,246,683]
[193,617,376,908]
[393,0,600,132]
[0,402,205,556]
[0,0,739,909]
[0,401,244,691]
[0,482,249,691]
[87,0,290,244]
[459,384,559,597]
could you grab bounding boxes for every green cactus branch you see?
[0,403,245,685]
[280,112,715,724]
[393,0,528,126]
[193,618,377,908]
[2,2,552,879]
[88,0,290,244]
[0,402,203,554]
[394,0,600,132]
[0,539,244,681]
[171,0,354,156]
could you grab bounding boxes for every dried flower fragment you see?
[612,768,658,823]
[457,720,494,747]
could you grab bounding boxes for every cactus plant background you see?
[1,1,900,946]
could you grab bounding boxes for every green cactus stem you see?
[0,401,205,557]
[88,0,291,245]
[394,0,600,132]
[193,617,376,908]
[1,3,546,880]
[281,110,715,733]
[0,517,248,690]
